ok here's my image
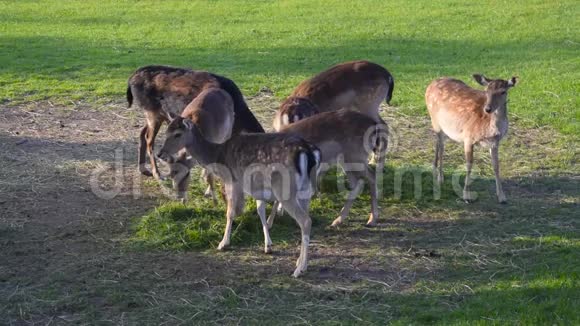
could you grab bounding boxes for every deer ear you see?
[193,89,235,144]
[473,74,491,86]
[182,118,194,130]
[507,76,518,87]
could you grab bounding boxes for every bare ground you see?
[0,97,578,324]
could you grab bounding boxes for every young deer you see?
[269,109,388,227]
[272,60,394,131]
[157,88,321,278]
[426,74,518,203]
[127,65,264,181]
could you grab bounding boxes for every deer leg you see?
[363,166,380,227]
[202,169,218,206]
[433,133,440,171]
[266,201,281,229]
[435,133,445,184]
[170,163,190,203]
[463,142,475,202]
[138,126,153,176]
[280,198,312,278]
[256,200,273,254]
[331,171,364,227]
[170,152,193,202]
[490,145,507,203]
[218,184,241,250]
[146,118,164,181]
[374,126,388,199]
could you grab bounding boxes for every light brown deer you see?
[426,74,518,203]
[157,88,321,277]
[268,109,388,228]
[272,60,394,131]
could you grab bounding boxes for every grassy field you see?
[1,0,579,325]
[1,0,579,133]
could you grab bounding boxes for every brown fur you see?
[269,109,388,227]
[127,65,263,180]
[272,60,394,130]
[426,74,518,203]
[157,89,321,277]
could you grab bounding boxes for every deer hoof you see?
[364,221,377,228]
[463,190,476,203]
[331,217,343,227]
[217,241,229,251]
[292,269,302,278]
[292,260,307,277]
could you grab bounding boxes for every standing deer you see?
[127,65,264,181]
[269,109,388,227]
[272,60,394,131]
[157,88,321,277]
[426,74,518,203]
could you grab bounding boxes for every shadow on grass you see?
[1,34,577,100]
[1,125,578,324]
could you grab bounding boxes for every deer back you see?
[291,60,394,112]
[280,109,378,164]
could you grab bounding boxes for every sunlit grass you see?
[1,0,578,133]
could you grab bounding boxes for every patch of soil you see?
[1,99,577,324]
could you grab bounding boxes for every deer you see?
[272,60,394,131]
[272,97,319,131]
[268,109,388,228]
[425,74,518,203]
[126,65,264,197]
[156,88,321,278]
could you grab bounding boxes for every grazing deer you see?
[127,65,264,181]
[157,88,321,278]
[272,60,394,131]
[426,74,518,203]
[268,109,388,228]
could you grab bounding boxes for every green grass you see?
[1,1,579,324]
[127,157,579,324]
[1,0,579,133]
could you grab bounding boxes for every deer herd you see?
[127,60,518,277]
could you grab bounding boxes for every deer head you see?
[473,74,518,114]
[157,89,235,164]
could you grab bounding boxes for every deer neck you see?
[491,105,508,126]
[487,105,509,139]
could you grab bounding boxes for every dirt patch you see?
[0,98,578,324]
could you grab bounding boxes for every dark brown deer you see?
[127,65,264,180]
[268,109,388,227]
[426,74,518,203]
[272,60,394,131]
[157,88,321,277]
